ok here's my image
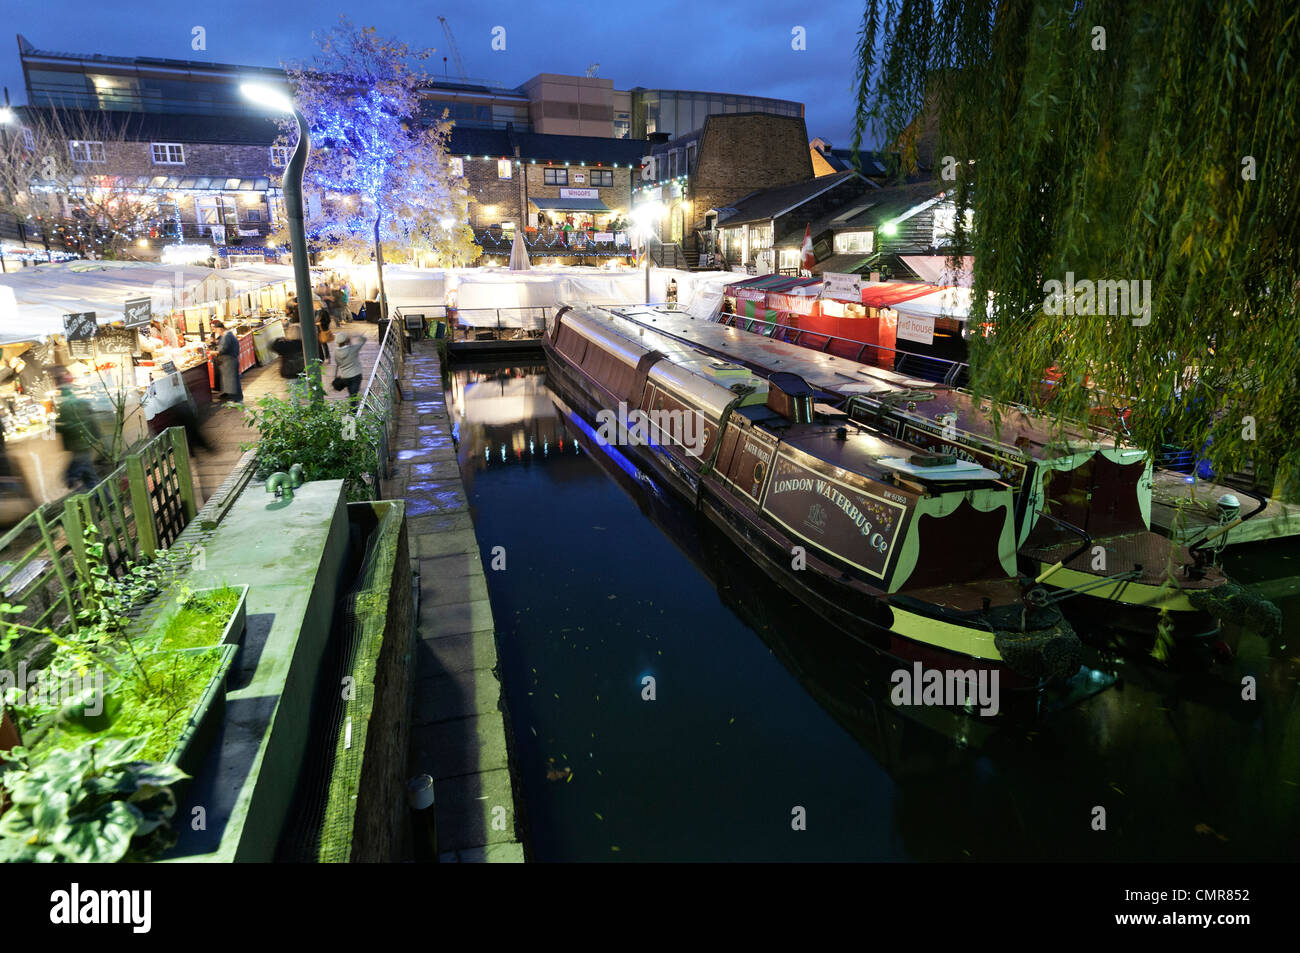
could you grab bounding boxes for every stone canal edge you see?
[382,339,526,863]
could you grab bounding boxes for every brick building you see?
[449,126,644,262]
[631,113,815,268]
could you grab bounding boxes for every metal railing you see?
[445,306,553,344]
[358,317,406,490]
[0,427,198,659]
[716,311,971,386]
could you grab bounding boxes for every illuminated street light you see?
[241,82,321,395]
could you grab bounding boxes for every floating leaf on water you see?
[594,812,604,821]
[1110,783,1125,795]
[610,845,620,852]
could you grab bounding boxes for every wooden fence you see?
[0,427,197,660]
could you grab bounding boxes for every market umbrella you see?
[508,230,531,271]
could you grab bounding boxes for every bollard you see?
[407,774,438,862]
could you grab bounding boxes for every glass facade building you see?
[631,89,803,140]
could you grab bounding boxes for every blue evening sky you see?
[2,0,871,148]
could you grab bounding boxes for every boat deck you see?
[1149,470,1300,546]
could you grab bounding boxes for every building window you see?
[68,140,105,163]
[151,142,186,165]
[497,159,513,179]
[245,209,262,223]
[589,169,613,187]
[22,127,35,150]
[543,167,568,186]
[613,119,630,139]
[195,195,238,234]
[686,143,697,174]
[834,231,874,254]
[449,157,464,176]
[270,146,291,168]
[779,248,799,270]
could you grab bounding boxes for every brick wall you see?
[72,140,279,179]
[522,163,632,226]
[692,113,814,230]
[460,157,524,228]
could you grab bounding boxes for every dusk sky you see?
[2,0,871,148]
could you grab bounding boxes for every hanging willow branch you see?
[853,0,1300,496]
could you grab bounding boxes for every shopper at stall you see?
[318,309,333,361]
[52,368,98,491]
[332,332,367,401]
[210,320,244,404]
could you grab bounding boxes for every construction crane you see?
[438,16,468,81]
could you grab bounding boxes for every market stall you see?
[0,262,301,493]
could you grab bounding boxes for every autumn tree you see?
[853,1,1300,497]
[0,106,160,260]
[280,18,479,311]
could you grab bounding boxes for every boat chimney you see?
[765,372,817,424]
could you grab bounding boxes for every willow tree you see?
[853,1,1300,496]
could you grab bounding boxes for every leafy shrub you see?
[240,377,381,501]
[0,736,186,862]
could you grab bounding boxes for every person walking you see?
[211,320,244,404]
[332,331,367,401]
[317,308,333,361]
[52,368,98,491]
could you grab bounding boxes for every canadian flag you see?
[800,224,815,273]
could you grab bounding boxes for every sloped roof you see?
[826,181,949,231]
[820,149,895,177]
[715,170,864,227]
[448,127,514,158]
[17,106,282,145]
[513,132,646,165]
[448,127,646,165]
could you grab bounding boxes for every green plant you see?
[0,736,186,862]
[154,585,241,651]
[240,376,382,501]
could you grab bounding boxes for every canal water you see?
[449,362,1300,862]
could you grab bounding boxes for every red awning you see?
[859,282,944,308]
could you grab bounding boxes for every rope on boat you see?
[1187,580,1283,637]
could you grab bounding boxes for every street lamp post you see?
[1,87,15,273]
[242,84,322,396]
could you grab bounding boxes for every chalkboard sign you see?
[63,312,98,342]
[95,326,138,355]
[124,297,151,329]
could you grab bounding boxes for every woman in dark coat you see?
[211,320,244,403]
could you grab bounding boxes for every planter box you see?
[189,585,249,669]
[163,643,239,781]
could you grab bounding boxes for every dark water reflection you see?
[449,362,1300,862]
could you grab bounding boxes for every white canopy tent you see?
[0,261,312,346]
[890,285,973,323]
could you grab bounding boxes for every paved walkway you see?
[191,321,381,505]
[380,339,524,863]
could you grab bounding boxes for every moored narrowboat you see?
[544,304,1083,688]
[598,305,1277,644]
